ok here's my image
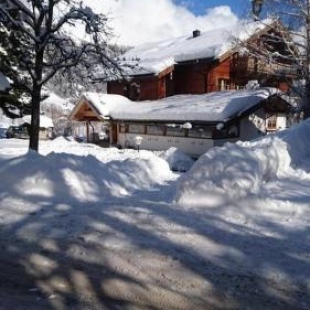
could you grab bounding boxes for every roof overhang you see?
[176,57,216,66]
[69,95,107,122]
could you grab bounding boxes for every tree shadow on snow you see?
[0,152,309,309]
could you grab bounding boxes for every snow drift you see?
[0,146,176,203]
[174,120,310,206]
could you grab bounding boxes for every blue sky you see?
[173,0,249,16]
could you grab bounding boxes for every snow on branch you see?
[0,0,119,86]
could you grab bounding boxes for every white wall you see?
[116,110,287,157]
[276,114,287,130]
[118,133,215,157]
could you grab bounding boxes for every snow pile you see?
[0,139,177,203]
[174,120,310,206]
[157,147,195,172]
[277,120,310,170]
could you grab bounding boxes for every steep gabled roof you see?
[117,19,274,77]
[69,93,131,121]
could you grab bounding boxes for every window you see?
[125,82,140,101]
[213,122,239,139]
[266,115,277,130]
[188,127,212,139]
[119,123,127,133]
[128,124,145,134]
[218,78,230,91]
[147,125,165,135]
[166,127,185,137]
[227,124,239,137]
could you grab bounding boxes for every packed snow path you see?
[0,131,309,310]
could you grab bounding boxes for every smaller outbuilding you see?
[68,93,131,144]
[6,114,55,140]
[69,88,297,157]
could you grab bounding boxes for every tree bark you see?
[29,43,44,152]
[28,86,42,152]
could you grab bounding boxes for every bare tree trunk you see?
[29,86,42,151]
[29,44,44,152]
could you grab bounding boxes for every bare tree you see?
[246,0,310,117]
[0,0,119,151]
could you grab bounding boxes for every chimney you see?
[193,29,201,38]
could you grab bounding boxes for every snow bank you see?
[277,120,310,169]
[174,120,310,206]
[0,139,177,203]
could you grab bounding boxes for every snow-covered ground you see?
[0,121,309,309]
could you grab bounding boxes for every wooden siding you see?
[108,76,167,101]
[174,62,208,94]
[73,101,100,121]
[107,82,124,97]
[173,58,234,94]
[140,77,160,100]
[209,58,231,92]
[107,54,292,99]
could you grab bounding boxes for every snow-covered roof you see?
[85,92,132,116]
[118,19,273,76]
[0,72,10,92]
[69,92,132,120]
[72,87,294,123]
[107,88,283,123]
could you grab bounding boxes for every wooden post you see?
[86,120,90,143]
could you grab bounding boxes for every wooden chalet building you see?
[107,20,295,101]
[69,89,296,157]
[69,20,298,156]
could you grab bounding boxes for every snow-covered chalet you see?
[107,20,296,101]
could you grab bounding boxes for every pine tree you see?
[0,1,32,117]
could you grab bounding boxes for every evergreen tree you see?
[0,1,32,117]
